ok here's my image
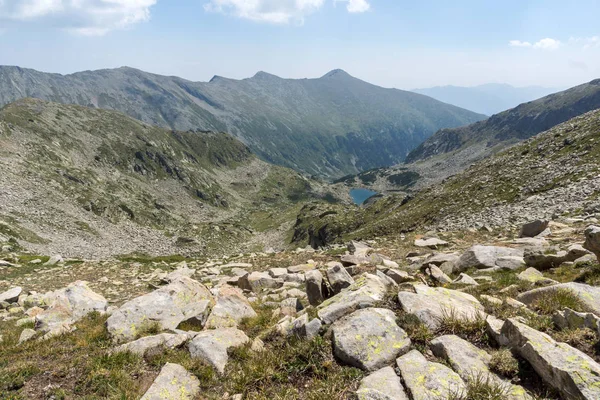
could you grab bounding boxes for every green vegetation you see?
[436,308,489,346]
[530,289,587,315]
[447,373,510,400]
[489,349,519,379]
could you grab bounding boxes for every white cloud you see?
[533,38,561,50]
[509,38,561,50]
[204,0,370,24]
[0,0,157,35]
[346,0,370,13]
[509,40,532,47]
[570,36,600,50]
[204,0,325,24]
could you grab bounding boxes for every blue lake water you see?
[350,188,378,205]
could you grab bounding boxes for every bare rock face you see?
[356,366,408,400]
[584,225,600,261]
[187,328,249,374]
[456,245,524,271]
[305,270,325,306]
[397,284,485,330]
[318,273,389,325]
[332,308,410,372]
[106,277,213,344]
[113,333,191,357]
[520,220,549,238]
[396,350,466,400]
[35,281,108,337]
[204,284,256,329]
[140,363,200,400]
[326,262,355,294]
[501,318,600,399]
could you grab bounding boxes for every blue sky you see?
[0,0,599,89]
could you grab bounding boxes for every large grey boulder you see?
[114,333,190,357]
[188,328,249,374]
[106,277,213,344]
[140,363,200,400]
[456,245,524,271]
[35,281,108,336]
[326,262,354,294]
[517,267,557,284]
[430,335,530,400]
[349,241,372,257]
[318,273,389,324]
[414,237,448,249]
[554,307,600,333]
[305,270,325,306]
[204,285,256,329]
[396,350,466,400]
[520,220,549,238]
[356,366,408,400]
[238,271,281,293]
[517,282,600,316]
[289,314,322,340]
[397,284,485,330]
[584,225,600,261]
[332,308,410,372]
[385,269,413,284]
[0,287,22,303]
[501,318,600,399]
[422,264,452,284]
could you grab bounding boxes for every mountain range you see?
[413,83,559,116]
[0,66,485,178]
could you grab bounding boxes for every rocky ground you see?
[3,216,600,399]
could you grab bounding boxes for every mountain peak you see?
[321,69,351,79]
[252,71,280,80]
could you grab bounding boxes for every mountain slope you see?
[292,108,600,246]
[413,83,558,116]
[0,98,340,258]
[0,66,485,177]
[406,79,600,165]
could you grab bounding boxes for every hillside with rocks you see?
[301,108,600,247]
[0,66,485,177]
[3,213,600,399]
[0,98,343,259]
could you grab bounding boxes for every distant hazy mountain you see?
[413,83,559,116]
[406,78,600,166]
[0,66,485,178]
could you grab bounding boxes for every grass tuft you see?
[530,289,587,315]
[489,349,519,379]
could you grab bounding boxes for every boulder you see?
[106,277,213,344]
[396,350,466,400]
[349,241,372,256]
[385,269,413,284]
[35,281,108,335]
[495,256,526,271]
[397,284,485,330]
[289,314,322,340]
[188,328,249,374]
[430,335,530,400]
[18,328,36,344]
[179,300,212,327]
[454,273,478,286]
[422,264,452,284]
[517,267,557,284]
[524,249,567,271]
[517,282,600,316]
[238,271,281,293]
[114,333,190,357]
[280,297,303,316]
[43,254,63,266]
[268,268,288,278]
[553,307,600,333]
[520,220,549,238]
[140,363,200,400]
[326,262,354,294]
[0,287,22,304]
[305,270,325,306]
[204,285,256,329]
[456,245,523,271]
[414,237,448,249]
[332,308,410,372]
[501,318,600,399]
[486,315,509,346]
[287,263,317,273]
[356,366,408,400]
[318,273,389,324]
[584,225,600,261]
[424,252,459,267]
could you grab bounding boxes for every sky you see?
[0,0,599,90]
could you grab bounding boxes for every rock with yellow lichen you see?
[356,366,409,400]
[332,308,410,372]
[501,318,600,399]
[106,276,213,344]
[140,362,200,400]
[204,284,257,329]
[396,349,466,400]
